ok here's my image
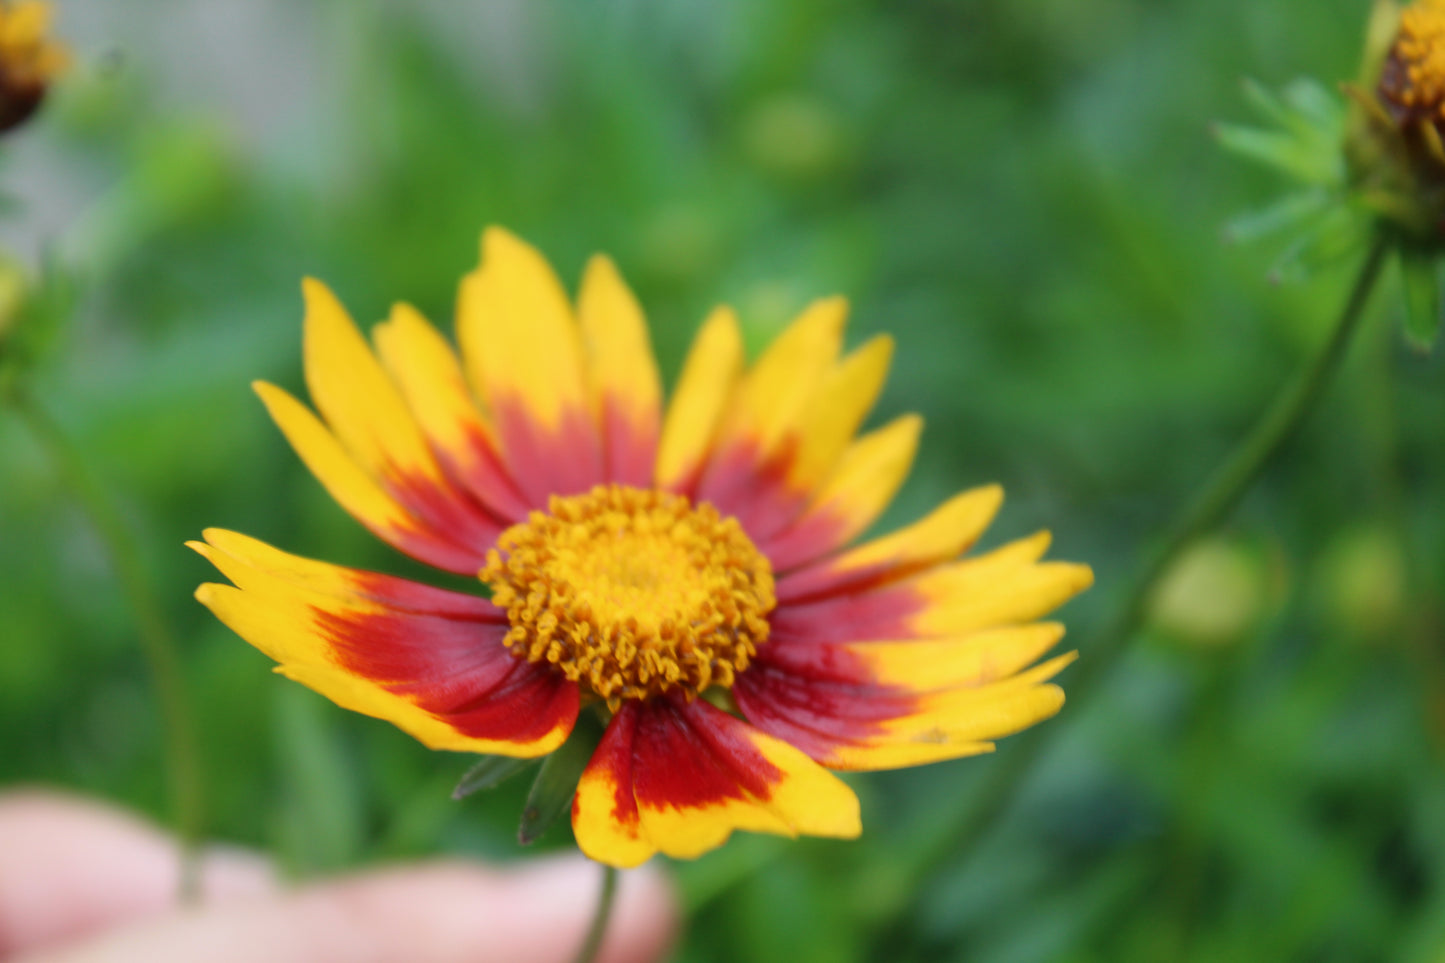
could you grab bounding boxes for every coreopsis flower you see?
[192,228,1092,867]
[0,1,67,134]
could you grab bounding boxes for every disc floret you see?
[1381,0,1445,125]
[482,485,775,708]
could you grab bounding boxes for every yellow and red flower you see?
[193,228,1092,867]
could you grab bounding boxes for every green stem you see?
[573,863,619,963]
[6,384,205,903]
[878,233,1390,941]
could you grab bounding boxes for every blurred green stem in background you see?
[2,382,205,903]
[574,864,619,963]
[878,231,1392,947]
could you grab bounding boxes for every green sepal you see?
[1241,77,1340,141]
[451,755,538,800]
[1214,123,1332,185]
[1218,78,1345,188]
[1278,78,1345,133]
[1266,204,1369,284]
[1223,190,1330,244]
[1399,246,1442,353]
[517,708,607,845]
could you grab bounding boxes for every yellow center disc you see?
[481,485,775,707]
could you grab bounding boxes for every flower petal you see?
[654,306,744,493]
[572,697,860,867]
[735,631,1074,771]
[301,279,436,487]
[769,579,925,644]
[770,532,1091,644]
[372,302,531,522]
[457,228,603,502]
[713,298,847,458]
[191,530,576,756]
[253,381,489,574]
[570,703,653,869]
[300,281,503,550]
[906,546,1096,636]
[762,415,922,573]
[776,485,1004,604]
[763,623,1068,689]
[196,528,503,615]
[778,335,894,499]
[723,335,896,546]
[578,255,662,487]
[694,299,846,511]
[2,2,52,47]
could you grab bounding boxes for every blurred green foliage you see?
[2,0,1443,960]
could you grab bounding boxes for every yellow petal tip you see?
[300,276,337,307]
[584,252,619,275]
[481,225,527,259]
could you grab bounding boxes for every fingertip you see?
[498,856,678,963]
[361,856,678,963]
[0,789,276,956]
[199,845,277,902]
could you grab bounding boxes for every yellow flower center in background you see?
[482,485,775,707]
[0,2,66,88]
[1383,0,1445,119]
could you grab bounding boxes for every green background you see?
[2,0,1443,960]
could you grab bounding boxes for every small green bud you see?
[1149,538,1271,647]
[1317,525,1408,642]
[0,255,27,346]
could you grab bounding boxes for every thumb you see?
[18,856,676,963]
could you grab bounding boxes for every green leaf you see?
[1400,247,1442,352]
[517,710,606,845]
[273,686,365,876]
[452,754,537,800]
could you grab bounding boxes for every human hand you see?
[0,790,677,963]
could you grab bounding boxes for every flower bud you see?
[0,254,28,347]
[1315,524,1408,642]
[1346,0,1445,240]
[1148,538,1274,648]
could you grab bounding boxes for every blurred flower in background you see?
[0,1,66,134]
